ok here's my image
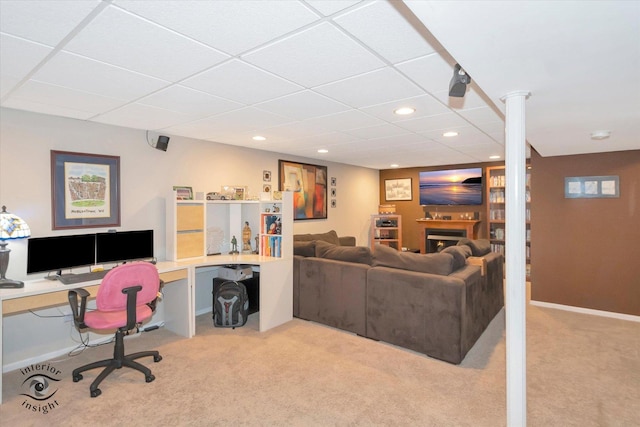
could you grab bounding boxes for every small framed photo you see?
[330,188,337,197]
[263,184,272,193]
[331,199,337,208]
[173,186,193,200]
[263,170,271,182]
[331,177,337,187]
[384,178,412,201]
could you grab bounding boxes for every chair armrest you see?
[68,288,90,328]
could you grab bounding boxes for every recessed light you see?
[590,130,611,140]
[489,155,501,160]
[393,107,415,116]
[317,149,328,154]
[442,131,458,137]
[390,164,399,168]
[252,135,266,141]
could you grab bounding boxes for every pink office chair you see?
[68,262,163,398]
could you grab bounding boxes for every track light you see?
[449,63,471,98]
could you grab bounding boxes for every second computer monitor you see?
[96,230,154,264]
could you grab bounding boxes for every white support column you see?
[501,90,531,427]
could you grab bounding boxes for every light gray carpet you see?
[1,305,639,426]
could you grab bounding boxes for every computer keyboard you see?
[58,269,110,285]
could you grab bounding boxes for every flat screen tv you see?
[27,234,96,274]
[419,167,483,205]
[96,230,154,264]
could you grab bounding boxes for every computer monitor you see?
[27,234,96,274]
[96,230,154,264]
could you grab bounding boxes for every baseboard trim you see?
[530,300,640,323]
[2,320,164,373]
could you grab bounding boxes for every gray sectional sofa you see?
[293,231,504,364]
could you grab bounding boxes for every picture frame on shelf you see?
[263,184,271,193]
[263,170,271,182]
[278,160,327,220]
[51,150,121,230]
[173,186,193,200]
[384,178,412,201]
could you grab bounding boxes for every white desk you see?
[0,254,292,403]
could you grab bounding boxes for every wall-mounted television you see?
[419,167,483,205]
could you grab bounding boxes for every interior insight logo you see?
[19,363,62,414]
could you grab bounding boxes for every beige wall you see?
[530,149,640,316]
[0,108,378,282]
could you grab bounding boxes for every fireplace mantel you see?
[416,219,481,253]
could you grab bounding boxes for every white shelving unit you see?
[166,191,292,261]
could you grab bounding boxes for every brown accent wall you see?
[379,163,501,251]
[531,149,640,316]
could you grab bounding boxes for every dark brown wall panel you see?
[530,149,640,315]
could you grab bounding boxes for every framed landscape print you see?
[51,150,120,230]
[385,178,412,201]
[278,160,327,220]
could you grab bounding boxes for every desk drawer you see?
[2,285,101,316]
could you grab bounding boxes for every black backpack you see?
[213,281,249,328]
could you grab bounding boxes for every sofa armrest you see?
[339,236,356,246]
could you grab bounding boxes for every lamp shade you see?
[0,205,31,240]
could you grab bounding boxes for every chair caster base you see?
[146,374,155,383]
[154,355,162,362]
[73,374,83,382]
[90,388,101,398]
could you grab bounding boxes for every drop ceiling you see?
[1,0,638,170]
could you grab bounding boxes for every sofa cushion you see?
[441,245,471,271]
[293,241,316,257]
[294,230,340,245]
[457,238,491,256]
[314,240,373,265]
[372,244,454,276]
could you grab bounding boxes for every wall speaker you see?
[449,64,471,98]
[155,135,170,151]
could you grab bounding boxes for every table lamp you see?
[0,205,31,289]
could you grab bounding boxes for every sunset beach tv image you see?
[419,168,483,205]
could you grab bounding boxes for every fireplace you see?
[425,228,467,253]
[416,219,480,254]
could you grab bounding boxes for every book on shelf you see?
[261,235,282,257]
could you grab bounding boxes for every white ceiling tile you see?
[301,110,380,132]
[305,0,362,16]
[114,0,320,55]
[64,6,229,81]
[93,103,197,130]
[420,127,497,147]
[360,94,449,122]
[396,53,454,95]
[255,90,350,120]
[343,122,410,139]
[315,67,423,108]
[243,22,385,87]
[458,106,503,124]
[0,34,53,83]
[31,51,169,100]
[9,80,125,114]
[0,0,101,46]
[432,84,499,111]
[394,112,469,133]
[0,76,20,98]
[1,97,97,120]
[181,59,302,105]
[334,0,438,64]
[138,85,243,117]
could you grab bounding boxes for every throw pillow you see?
[441,245,471,271]
[372,244,454,276]
[457,238,491,256]
[293,241,316,257]
[293,230,341,246]
[314,240,373,265]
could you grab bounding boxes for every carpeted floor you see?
[1,305,638,426]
